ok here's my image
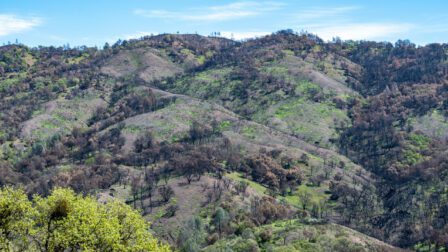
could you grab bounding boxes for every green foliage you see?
[399,133,432,166]
[226,172,328,209]
[408,133,431,149]
[214,237,259,252]
[31,141,45,156]
[408,110,448,139]
[294,80,321,98]
[0,187,36,251]
[26,92,105,141]
[0,187,170,251]
[402,150,424,166]
[0,76,22,92]
[0,46,31,73]
[269,97,349,147]
[217,120,233,131]
[204,220,385,252]
[197,55,206,65]
[281,184,328,209]
[331,237,366,252]
[166,67,232,100]
[213,208,230,235]
[241,125,258,139]
[178,216,205,252]
[226,172,267,194]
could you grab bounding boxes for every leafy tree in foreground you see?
[0,186,170,252]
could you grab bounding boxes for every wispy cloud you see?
[296,6,360,20]
[0,14,42,36]
[134,1,283,22]
[220,31,271,40]
[289,6,415,41]
[309,23,415,41]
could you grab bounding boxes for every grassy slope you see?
[21,89,107,141]
[204,220,404,252]
[100,47,183,81]
[158,54,356,149]
[226,172,329,208]
[108,87,362,178]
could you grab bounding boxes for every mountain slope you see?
[1,31,448,250]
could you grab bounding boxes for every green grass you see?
[107,183,132,202]
[0,142,16,161]
[150,120,176,140]
[274,98,304,119]
[24,90,105,142]
[129,51,144,68]
[58,164,73,172]
[226,172,329,209]
[0,75,23,92]
[66,53,88,65]
[267,97,349,147]
[167,67,233,100]
[226,172,267,194]
[0,130,6,140]
[217,120,233,131]
[162,63,348,149]
[241,125,258,139]
[180,48,193,56]
[282,49,295,56]
[294,80,321,97]
[408,109,448,139]
[398,133,432,166]
[402,150,424,166]
[273,99,344,120]
[279,184,329,208]
[408,133,431,149]
[264,66,289,76]
[197,55,206,65]
[122,125,143,134]
[41,119,60,129]
[205,219,385,252]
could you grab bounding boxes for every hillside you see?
[1,31,448,251]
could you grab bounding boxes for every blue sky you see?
[1,0,448,47]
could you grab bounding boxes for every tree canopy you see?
[0,186,170,251]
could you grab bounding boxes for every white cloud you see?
[0,14,42,36]
[287,6,415,41]
[308,23,415,41]
[220,31,271,40]
[134,1,283,22]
